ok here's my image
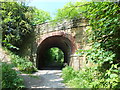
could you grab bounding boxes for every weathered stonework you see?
[22,18,90,70]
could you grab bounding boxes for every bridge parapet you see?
[35,18,89,35]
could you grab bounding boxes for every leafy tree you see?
[54,0,120,66]
[1,1,51,51]
[53,1,89,23]
[1,2,34,50]
[32,8,51,25]
[86,2,120,64]
[54,1,120,88]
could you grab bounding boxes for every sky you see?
[28,0,89,17]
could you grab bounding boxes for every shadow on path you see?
[20,70,66,88]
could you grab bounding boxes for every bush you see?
[2,62,24,89]
[62,65,120,88]
[62,66,77,83]
[10,54,37,74]
[2,47,37,74]
[62,66,96,88]
[59,1,120,89]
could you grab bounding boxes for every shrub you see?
[62,66,96,88]
[2,62,24,89]
[62,66,77,83]
[62,65,120,88]
[59,1,120,89]
[10,54,37,74]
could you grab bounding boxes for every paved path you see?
[20,70,66,88]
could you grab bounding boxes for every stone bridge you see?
[22,18,90,70]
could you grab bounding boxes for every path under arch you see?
[36,35,76,70]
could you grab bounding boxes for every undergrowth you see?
[3,48,37,74]
[2,62,24,89]
[10,53,37,74]
[1,48,38,89]
[61,1,120,89]
[62,65,120,88]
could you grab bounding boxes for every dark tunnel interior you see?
[36,35,75,70]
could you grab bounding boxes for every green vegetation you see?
[0,62,1,90]
[53,1,89,23]
[62,65,119,88]
[1,1,51,89]
[6,46,38,73]
[45,48,64,67]
[32,8,51,25]
[2,62,24,89]
[58,1,120,89]
[86,2,120,64]
[1,0,120,89]
[10,52,37,74]
[1,48,37,89]
[1,1,51,50]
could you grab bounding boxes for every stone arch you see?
[36,31,76,70]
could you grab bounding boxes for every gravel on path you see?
[20,70,66,88]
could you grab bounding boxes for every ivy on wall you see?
[86,2,120,64]
[54,1,120,88]
[54,1,120,65]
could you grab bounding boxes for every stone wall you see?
[34,18,91,70]
[19,18,91,70]
[68,19,91,70]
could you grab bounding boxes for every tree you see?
[54,1,120,88]
[32,8,51,25]
[1,1,51,51]
[53,1,89,22]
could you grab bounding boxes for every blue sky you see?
[28,0,90,17]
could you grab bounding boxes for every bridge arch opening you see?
[36,34,76,70]
[42,47,64,69]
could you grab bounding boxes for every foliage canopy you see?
[44,48,64,67]
[1,1,51,51]
[53,1,89,22]
[56,1,120,88]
